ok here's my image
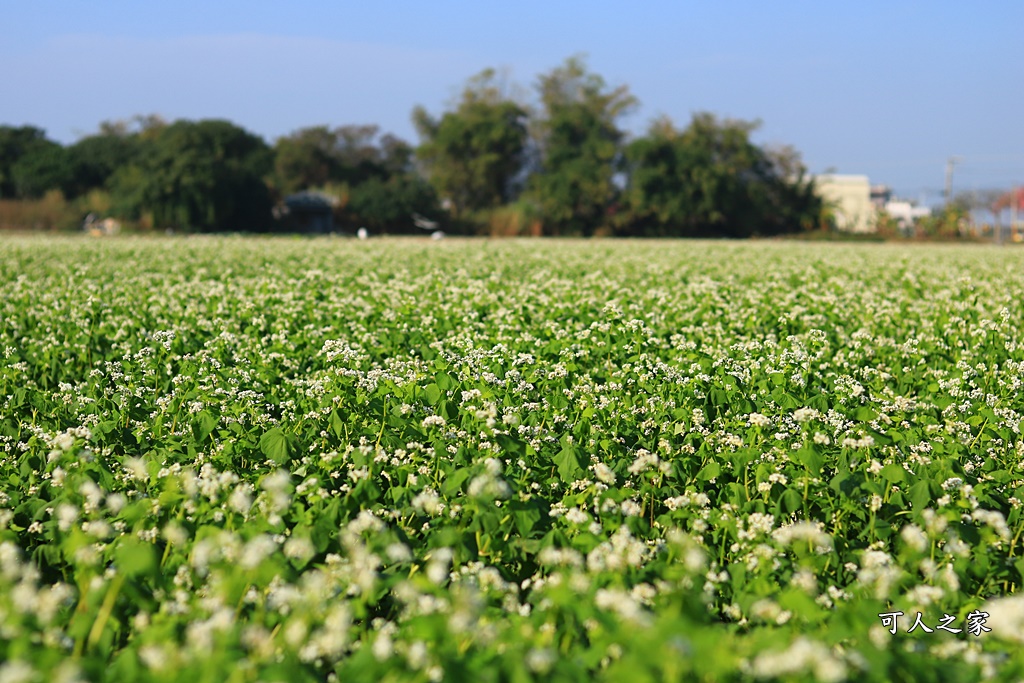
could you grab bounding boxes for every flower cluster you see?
[1,236,1023,681]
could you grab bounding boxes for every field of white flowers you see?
[2,235,1024,682]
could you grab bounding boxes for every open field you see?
[2,236,1024,681]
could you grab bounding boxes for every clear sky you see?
[2,1,1021,203]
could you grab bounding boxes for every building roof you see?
[284,191,337,212]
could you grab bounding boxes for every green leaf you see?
[114,538,156,577]
[782,489,803,513]
[330,410,346,439]
[697,461,721,481]
[777,392,800,409]
[193,410,217,442]
[495,434,525,456]
[854,407,876,421]
[108,649,141,681]
[796,448,824,475]
[710,388,730,407]
[260,427,291,464]
[309,514,332,558]
[513,504,541,536]
[808,394,830,411]
[880,464,905,483]
[424,383,442,406]
[442,467,473,497]
[553,446,584,483]
[829,472,854,497]
[909,480,931,510]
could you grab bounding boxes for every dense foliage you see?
[0,58,822,236]
[524,57,637,236]
[2,236,1023,682]
[413,69,529,219]
[622,115,821,237]
[120,120,275,233]
[0,126,69,200]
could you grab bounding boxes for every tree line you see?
[0,57,823,237]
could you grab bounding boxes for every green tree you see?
[273,125,414,196]
[377,133,416,176]
[413,68,529,218]
[273,126,344,194]
[9,141,71,199]
[273,125,439,233]
[527,56,637,236]
[0,126,71,199]
[346,174,441,233]
[116,119,273,232]
[0,125,45,198]
[622,113,820,237]
[332,124,390,184]
[63,127,145,198]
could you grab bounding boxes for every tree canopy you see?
[0,126,67,199]
[622,114,821,237]
[119,119,274,232]
[1,57,830,237]
[272,124,438,233]
[526,57,637,236]
[413,69,529,218]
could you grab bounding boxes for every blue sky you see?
[2,1,1021,202]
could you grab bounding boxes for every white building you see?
[813,174,875,233]
[883,200,931,231]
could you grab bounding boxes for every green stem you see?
[85,573,126,653]
[375,398,388,448]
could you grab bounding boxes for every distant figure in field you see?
[357,227,368,240]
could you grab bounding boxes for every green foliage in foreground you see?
[1,236,1024,682]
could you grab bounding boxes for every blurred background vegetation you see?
[0,56,876,238]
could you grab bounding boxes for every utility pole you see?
[1013,186,1019,243]
[944,156,962,204]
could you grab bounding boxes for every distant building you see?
[814,174,875,233]
[815,176,934,235]
[275,191,337,233]
[870,184,892,208]
[883,200,931,232]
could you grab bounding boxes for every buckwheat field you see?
[2,235,1024,682]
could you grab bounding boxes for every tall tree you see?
[622,113,820,237]
[0,126,66,199]
[273,126,341,194]
[272,125,412,195]
[413,68,528,218]
[272,124,439,232]
[63,128,144,198]
[346,174,440,232]
[527,56,637,235]
[9,141,71,199]
[118,119,273,232]
[333,124,387,181]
